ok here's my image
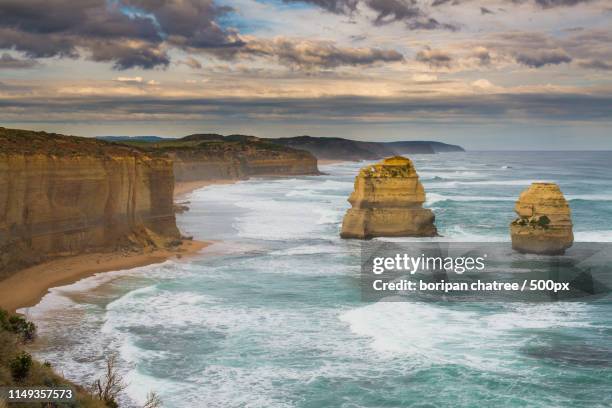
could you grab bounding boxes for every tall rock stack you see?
[510,182,573,254]
[340,156,437,239]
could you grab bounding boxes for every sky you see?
[0,0,611,150]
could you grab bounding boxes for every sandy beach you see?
[174,179,238,198]
[0,179,219,314]
[0,240,209,313]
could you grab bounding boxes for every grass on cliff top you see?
[119,137,311,156]
[0,127,166,158]
[0,126,312,159]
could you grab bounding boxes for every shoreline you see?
[318,159,349,165]
[0,240,209,314]
[2,173,325,315]
[174,179,239,199]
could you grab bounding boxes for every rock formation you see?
[510,182,573,255]
[0,127,181,276]
[340,156,437,239]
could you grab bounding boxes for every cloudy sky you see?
[0,0,611,149]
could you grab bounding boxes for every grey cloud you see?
[0,53,39,69]
[578,59,612,70]
[286,0,458,30]
[532,0,595,8]
[473,47,492,65]
[124,0,242,49]
[515,49,572,67]
[0,28,78,59]
[0,0,239,69]
[179,57,204,69]
[366,0,420,25]
[431,0,456,5]
[479,30,612,70]
[212,38,404,70]
[480,7,494,14]
[282,0,358,14]
[416,47,453,68]
[408,17,458,30]
[432,0,595,8]
[2,92,611,124]
[87,40,170,70]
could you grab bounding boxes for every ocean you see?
[22,151,612,407]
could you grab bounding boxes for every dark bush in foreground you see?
[10,351,32,381]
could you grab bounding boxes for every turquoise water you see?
[23,152,612,407]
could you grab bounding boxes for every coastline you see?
[174,179,239,198]
[318,159,348,165]
[0,240,209,314]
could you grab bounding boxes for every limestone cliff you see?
[0,127,181,276]
[340,156,437,239]
[117,134,320,183]
[510,182,573,255]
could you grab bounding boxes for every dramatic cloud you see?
[0,0,240,69]
[367,0,420,25]
[286,0,457,29]
[0,53,38,69]
[415,47,453,68]
[213,37,404,70]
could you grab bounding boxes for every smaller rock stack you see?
[340,156,437,239]
[510,182,573,254]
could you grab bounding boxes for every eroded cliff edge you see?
[340,156,437,239]
[0,127,181,276]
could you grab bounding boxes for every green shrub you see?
[0,309,37,342]
[537,215,551,228]
[7,316,36,341]
[0,309,8,330]
[10,351,33,381]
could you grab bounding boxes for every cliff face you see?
[123,135,320,183]
[170,150,247,182]
[510,182,573,255]
[340,156,437,239]
[0,128,180,276]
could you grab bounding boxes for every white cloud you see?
[114,76,144,83]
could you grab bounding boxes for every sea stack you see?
[510,182,573,255]
[340,156,437,239]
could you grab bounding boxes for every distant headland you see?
[98,134,465,161]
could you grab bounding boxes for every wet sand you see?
[174,179,238,198]
[0,240,209,313]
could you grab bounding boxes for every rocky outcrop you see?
[510,182,573,255]
[340,156,437,239]
[0,128,181,276]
